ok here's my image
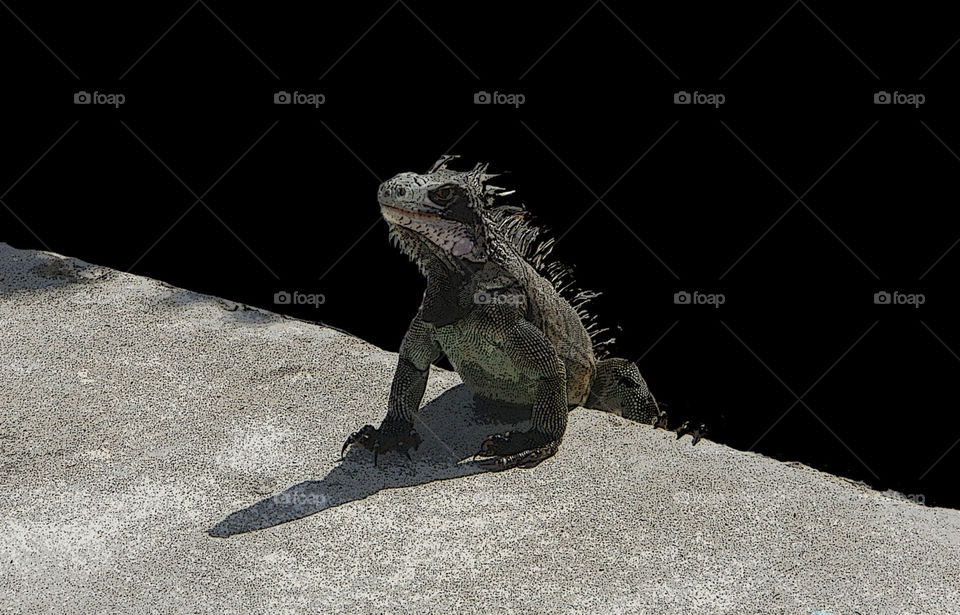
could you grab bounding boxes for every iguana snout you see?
[377,172,429,210]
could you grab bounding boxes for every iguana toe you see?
[652,409,670,430]
[341,421,421,465]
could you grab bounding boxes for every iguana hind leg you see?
[472,319,567,471]
[586,358,665,426]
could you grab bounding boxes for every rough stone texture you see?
[0,242,957,614]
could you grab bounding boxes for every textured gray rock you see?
[0,242,957,614]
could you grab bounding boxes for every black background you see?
[2,2,958,507]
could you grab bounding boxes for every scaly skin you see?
[342,156,672,471]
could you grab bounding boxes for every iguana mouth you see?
[380,203,443,222]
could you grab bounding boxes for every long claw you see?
[690,423,707,445]
[474,431,559,471]
[477,447,552,471]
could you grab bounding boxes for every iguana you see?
[342,156,671,471]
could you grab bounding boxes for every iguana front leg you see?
[342,316,440,464]
[474,318,568,471]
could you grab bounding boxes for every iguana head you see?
[378,155,508,268]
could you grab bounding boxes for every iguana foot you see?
[652,409,670,430]
[341,419,422,465]
[474,430,560,471]
[675,420,707,445]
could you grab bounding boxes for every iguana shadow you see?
[208,384,532,538]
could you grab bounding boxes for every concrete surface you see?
[0,242,957,615]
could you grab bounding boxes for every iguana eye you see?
[430,185,455,205]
